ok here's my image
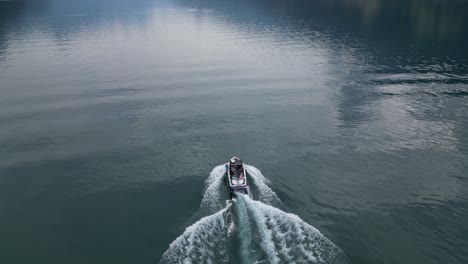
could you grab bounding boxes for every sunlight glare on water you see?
[0,0,467,263]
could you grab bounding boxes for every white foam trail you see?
[234,198,255,263]
[245,164,281,205]
[200,164,227,212]
[163,164,347,264]
[236,194,347,264]
[160,206,230,264]
[239,194,281,264]
[201,164,281,212]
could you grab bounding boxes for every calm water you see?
[1,0,468,263]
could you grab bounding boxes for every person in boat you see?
[229,157,244,179]
[237,164,244,179]
[229,163,236,176]
[226,157,248,200]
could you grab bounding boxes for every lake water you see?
[1,0,468,263]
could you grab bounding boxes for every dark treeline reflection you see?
[0,0,169,29]
[2,0,468,55]
[178,0,468,56]
[0,0,170,49]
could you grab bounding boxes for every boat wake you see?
[160,164,349,264]
[200,164,281,213]
[233,194,348,264]
[244,164,281,206]
[160,207,231,264]
[200,165,228,213]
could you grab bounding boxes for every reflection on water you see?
[0,0,467,264]
[316,0,467,39]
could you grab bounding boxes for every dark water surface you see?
[1,0,468,263]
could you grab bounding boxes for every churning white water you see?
[200,165,228,213]
[161,165,349,264]
[160,206,231,264]
[244,164,282,206]
[200,163,281,213]
[234,194,347,264]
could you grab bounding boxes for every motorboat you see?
[225,157,249,199]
